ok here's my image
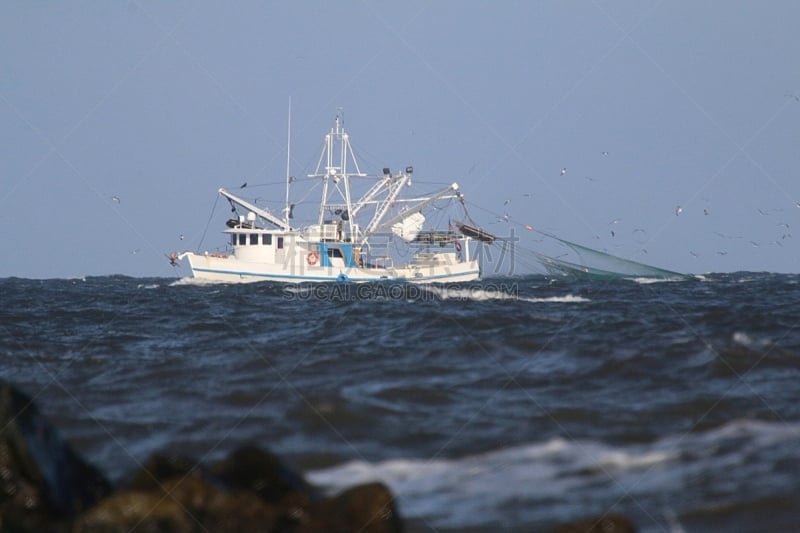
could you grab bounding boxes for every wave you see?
[424,286,590,304]
[307,418,800,529]
[169,276,234,287]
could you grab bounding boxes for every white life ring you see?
[306,252,319,265]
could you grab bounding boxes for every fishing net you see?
[534,233,689,280]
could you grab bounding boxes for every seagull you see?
[560,167,567,176]
[240,182,247,188]
[503,199,510,206]
[130,248,140,255]
[601,151,609,156]
[610,230,615,237]
[179,234,185,240]
[786,94,800,102]
[757,208,768,216]
[690,251,699,257]
[675,206,683,216]
[704,208,709,216]
[609,218,621,225]
[717,251,728,255]
[111,195,121,203]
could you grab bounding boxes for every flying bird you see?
[111,196,121,203]
[240,182,247,188]
[675,206,682,216]
[601,151,609,156]
[560,167,567,176]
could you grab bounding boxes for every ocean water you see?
[1,273,799,532]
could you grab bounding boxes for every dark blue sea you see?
[2,273,800,532]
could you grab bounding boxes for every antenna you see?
[284,97,292,227]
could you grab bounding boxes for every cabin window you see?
[277,237,284,249]
[262,234,272,246]
[231,234,236,246]
[327,248,343,258]
[250,234,258,245]
[238,234,246,246]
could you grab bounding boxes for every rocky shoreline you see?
[0,381,635,532]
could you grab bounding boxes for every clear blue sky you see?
[2,1,798,278]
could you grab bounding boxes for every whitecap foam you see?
[169,276,232,287]
[424,286,589,304]
[631,276,686,285]
[307,419,800,529]
[521,294,590,303]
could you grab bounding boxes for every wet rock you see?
[210,444,320,504]
[0,382,405,532]
[73,490,190,532]
[75,477,278,532]
[0,381,111,530]
[307,481,403,533]
[550,513,637,533]
[124,453,206,491]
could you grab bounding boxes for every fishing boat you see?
[178,115,484,283]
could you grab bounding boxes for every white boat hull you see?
[181,252,480,284]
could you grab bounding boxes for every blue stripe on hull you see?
[190,266,480,283]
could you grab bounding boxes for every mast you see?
[310,113,366,234]
[284,97,292,227]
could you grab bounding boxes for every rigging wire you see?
[196,195,220,253]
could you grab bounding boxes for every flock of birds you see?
[492,145,798,262]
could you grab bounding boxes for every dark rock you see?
[307,482,403,533]
[0,383,405,532]
[550,513,637,533]
[73,490,190,532]
[124,453,205,491]
[0,381,111,530]
[210,444,320,504]
[75,477,277,532]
